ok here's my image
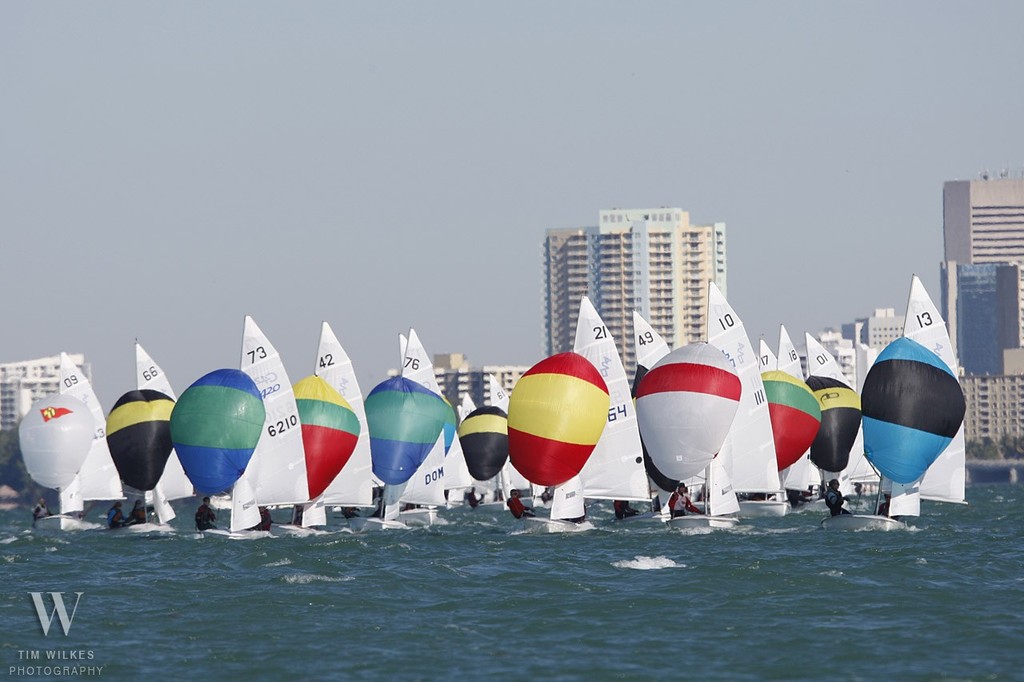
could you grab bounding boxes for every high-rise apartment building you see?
[543,208,726,375]
[0,354,88,431]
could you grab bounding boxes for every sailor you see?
[251,506,272,531]
[824,479,851,516]
[32,497,51,526]
[195,496,217,531]
[613,500,640,520]
[668,483,702,518]
[106,501,127,528]
[506,489,535,519]
[128,499,147,525]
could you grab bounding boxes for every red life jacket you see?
[507,497,526,519]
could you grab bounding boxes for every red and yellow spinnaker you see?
[294,375,360,500]
[761,370,821,471]
[507,352,609,487]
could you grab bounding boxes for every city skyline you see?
[3,3,1023,410]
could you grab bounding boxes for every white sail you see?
[707,454,740,516]
[706,284,781,493]
[239,316,309,505]
[804,333,873,490]
[776,325,802,378]
[573,297,648,501]
[758,338,777,371]
[549,475,586,521]
[902,275,967,505]
[632,310,671,371]
[229,471,260,532]
[135,342,193,517]
[398,432,448,507]
[458,393,476,421]
[633,310,673,507]
[487,374,510,414]
[315,321,374,506]
[776,326,815,491]
[402,328,474,492]
[59,353,123,502]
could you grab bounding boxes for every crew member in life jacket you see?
[824,479,851,516]
[251,506,272,531]
[32,497,51,527]
[506,489,535,519]
[127,499,147,525]
[613,499,640,520]
[668,483,702,518]
[195,496,217,531]
[107,501,127,528]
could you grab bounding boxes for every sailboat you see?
[706,284,786,517]
[19,393,97,531]
[314,321,375,521]
[635,342,742,529]
[507,352,609,532]
[233,315,313,534]
[58,353,124,528]
[823,275,967,530]
[394,328,474,526]
[631,310,675,513]
[105,388,178,533]
[135,342,195,525]
[573,297,649,514]
[774,326,818,495]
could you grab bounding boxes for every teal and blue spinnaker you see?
[861,337,965,484]
[169,369,266,495]
[365,376,448,486]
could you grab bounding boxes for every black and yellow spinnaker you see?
[106,389,175,492]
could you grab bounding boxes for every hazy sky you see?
[3,2,1023,408]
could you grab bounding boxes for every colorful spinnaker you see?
[507,352,609,487]
[761,370,821,471]
[457,406,509,481]
[635,343,742,481]
[861,337,966,484]
[364,376,448,486]
[805,375,861,474]
[105,389,175,492]
[19,394,95,491]
[293,375,360,500]
[169,369,266,495]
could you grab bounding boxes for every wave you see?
[612,555,681,570]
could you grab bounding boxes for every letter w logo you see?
[29,592,83,636]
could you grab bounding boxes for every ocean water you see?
[1,486,1021,682]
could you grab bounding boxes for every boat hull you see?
[667,514,740,530]
[347,517,409,533]
[523,517,595,533]
[399,508,437,527]
[737,500,789,517]
[820,514,906,531]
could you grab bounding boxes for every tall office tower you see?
[942,176,1024,374]
[941,261,1023,375]
[943,177,1024,264]
[543,208,727,375]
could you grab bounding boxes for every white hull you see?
[32,515,103,532]
[347,517,409,533]
[667,515,740,530]
[399,508,437,527]
[118,522,175,534]
[523,517,595,533]
[737,500,789,518]
[196,528,272,540]
[820,514,906,531]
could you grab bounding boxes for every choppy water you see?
[1,486,1021,681]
